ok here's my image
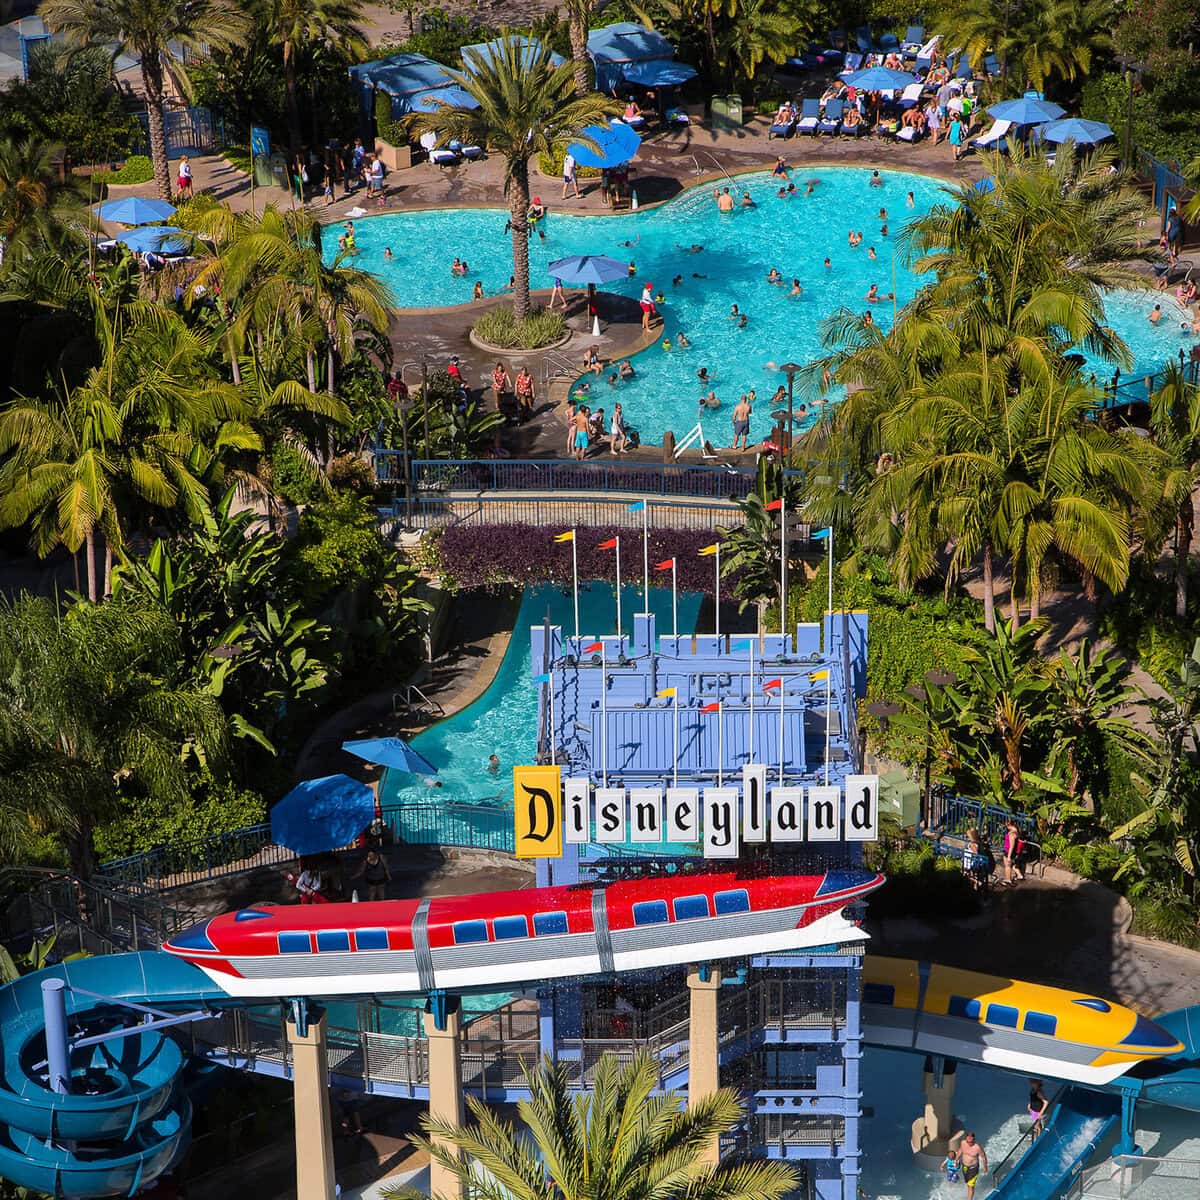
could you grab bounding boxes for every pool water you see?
[379,581,702,809]
[331,167,1189,444]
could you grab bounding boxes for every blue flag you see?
[627,500,646,512]
[533,673,550,684]
[732,640,753,651]
[812,527,832,540]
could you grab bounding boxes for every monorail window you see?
[278,932,312,954]
[1023,1011,1058,1036]
[863,982,895,1006]
[714,888,751,915]
[355,929,389,951]
[948,995,982,1019]
[673,895,709,921]
[316,931,350,953]
[987,1004,1019,1028]
[235,909,272,922]
[533,911,569,936]
[1074,998,1111,1013]
[453,920,489,945]
[633,900,670,925]
[494,916,529,940]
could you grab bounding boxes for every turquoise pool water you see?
[331,167,1189,444]
[380,582,702,809]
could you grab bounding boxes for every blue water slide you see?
[0,952,225,1197]
[1124,1004,1200,1112]
[990,1088,1119,1200]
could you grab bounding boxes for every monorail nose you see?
[815,869,885,898]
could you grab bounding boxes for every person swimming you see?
[678,332,690,346]
[741,192,755,206]
[790,278,802,296]
[767,268,783,284]
[697,367,710,383]
[672,274,683,286]
[868,246,877,259]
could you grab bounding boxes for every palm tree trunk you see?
[227,332,242,385]
[85,530,97,604]
[306,351,317,392]
[567,2,591,98]
[139,56,173,202]
[67,818,97,882]
[283,39,303,155]
[327,343,335,396]
[509,161,532,322]
[1176,501,1194,619]
[982,541,996,633]
[103,543,112,599]
[1010,572,1020,629]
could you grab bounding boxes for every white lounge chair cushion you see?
[973,118,1012,146]
[901,82,924,103]
[896,126,919,142]
[430,149,458,164]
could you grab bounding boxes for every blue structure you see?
[460,36,564,75]
[348,52,463,118]
[525,610,872,1198]
[587,22,690,93]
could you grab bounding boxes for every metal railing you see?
[932,797,1036,849]
[991,1082,1067,1189]
[1072,1153,1200,1199]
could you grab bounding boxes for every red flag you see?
[763,678,782,691]
[583,642,604,653]
[655,558,675,570]
[597,538,618,550]
[700,701,721,713]
[765,498,783,511]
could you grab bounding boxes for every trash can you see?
[710,94,729,128]
[253,153,275,187]
[726,93,743,125]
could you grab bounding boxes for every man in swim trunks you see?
[716,187,734,212]
[731,395,751,449]
[955,1132,987,1197]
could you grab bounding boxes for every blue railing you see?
[98,801,515,890]
[931,797,1036,852]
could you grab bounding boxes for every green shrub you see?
[169,193,222,229]
[472,304,565,349]
[222,145,254,175]
[864,838,980,919]
[537,144,602,179]
[1132,897,1200,948]
[270,443,327,506]
[97,154,154,185]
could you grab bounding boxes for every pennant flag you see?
[627,500,646,512]
[809,669,830,681]
[732,639,753,651]
[657,688,677,698]
[655,558,675,571]
[700,701,721,713]
[763,678,782,690]
[812,527,832,540]
[698,544,719,557]
[597,537,618,550]
[584,641,604,653]
[765,498,784,511]
[555,531,575,543]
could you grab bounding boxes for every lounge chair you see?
[984,53,1001,77]
[461,145,484,160]
[795,97,821,135]
[429,148,459,166]
[769,109,797,139]
[896,123,922,143]
[841,107,865,137]
[898,81,924,109]
[956,58,973,80]
[665,107,690,126]
[855,26,874,52]
[879,33,900,52]
[842,51,863,72]
[913,55,932,77]
[818,98,844,134]
[901,25,924,54]
[916,34,942,62]
[970,118,1012,153]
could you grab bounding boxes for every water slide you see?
[0,952,224,1198]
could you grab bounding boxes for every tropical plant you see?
[717,493,782,617]
[0,135,87,266]
[41,0,250,201]
[381,1051,798,1200]
[0,595,229,878]
[404,34,615,320]
[564,0,593,96]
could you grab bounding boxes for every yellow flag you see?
[698,544,719,556]
[657,688,677,698]
[513,765,563,858]
[809,669,830,681]
[554,531,575,543]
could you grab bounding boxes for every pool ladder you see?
[393,684,445,719]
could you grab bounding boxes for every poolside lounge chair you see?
[841,107,866,136]
[984,53,1001,77]
[795,97,821,134]
[855,26,874,52]
[842,51,863,72]
[896,123,922,143]
[429,148,459,166]
[665,107,690,126]
[971,118,1012,153]
[769,108,797,139]
[879,32,900,52]
[901,25,924,54]
[955,58,973,80]
[461,145,484,160]
[898,82,924,109]
[818,98,844,134]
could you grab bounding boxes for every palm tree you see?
[41,0,250,202]
[254,0,367,154]
[0,136,87,266]
[405,34,616,321]
[382,1052,797,1200]
[717,0,797,88]
[0,595,229,879]
[564,0,593,97]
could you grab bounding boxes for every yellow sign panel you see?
[513,765,563,858]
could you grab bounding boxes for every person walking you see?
[1003,819,1026,885]
[949,114,965,161]
[491,360,512,414]
[549,276,567,310]
[514,366,536,422]
[561,151,580,199]
[955,1132,988,1198]
[176,155,193,200]
[353,848,391,901]
[1027,1080,1049,1138]
[640,281,656,332]
[610,403,628,454]
[731,394,751,449]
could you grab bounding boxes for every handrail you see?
[991,1081,1067,1187]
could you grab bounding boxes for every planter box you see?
[376,139,413,171]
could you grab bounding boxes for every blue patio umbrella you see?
[115,225,193,254]
[1039,117,1114,145]
[547,255,630,286]
[93,196,177,225]
[567,121,641,169]
[986,97,1065,125]
[342,736,438,775]
[408,85,480,113]
[972,176,996,193]
[270,774,378,856]
[844,65,919,91]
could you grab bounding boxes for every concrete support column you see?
[286,1010,336,1200]
[911,1057,961,1169]
[424,1002,466,1200]
[687,968,721,1165]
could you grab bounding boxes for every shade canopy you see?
[547,254,631,285]
[408,85,479,113]
[567,121,641,169]
[844,65,919,91]
[1039,117,1114,145]
[986,96,1065,125]
[94,196,177,225]
[342,736,438,774]
[270,774,377,856]
[460,36,564,75]
[349,52,463,116]
[623,58,698,87]
[588,21,678,90]
[115,225,192,254]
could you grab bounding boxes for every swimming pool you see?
[331,167,1189,444]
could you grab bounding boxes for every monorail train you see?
[162,870,883,998]
[862,956,1185,1084]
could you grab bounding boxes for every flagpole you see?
[549,670,556,765]
[601,641,608,788]
[780,490,787,637]
[671,559,677,638]
[572,529,579,638]
[641,498,650,615]
[778,678,785,784]
[748,641,755,765]
[825,526,833,786]
[672,689,679,787]
[718,701,724,788]
[615,535,622,641]
[715,542,721,640]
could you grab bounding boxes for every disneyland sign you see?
[512,765,879,859]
